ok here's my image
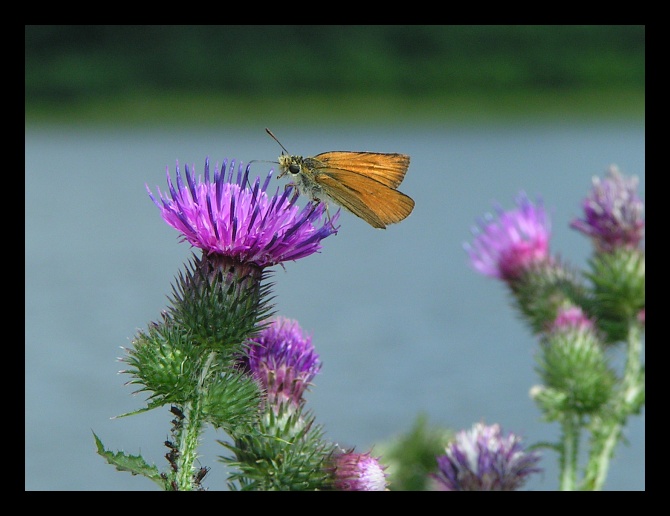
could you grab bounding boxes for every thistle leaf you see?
[93,432,165,488]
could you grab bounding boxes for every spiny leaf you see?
[112,398,168,419]
[93,432,165,488]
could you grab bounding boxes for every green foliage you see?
[510,261,589,335]
[586,248,645,344]
[220,404,334,491]
[121,252,275,409]
[25,26,644,123]
[25,26,644,101]
[628,365,646,415]
[97,250,277,489]
[376,413,453,491]
[93,432,165,488]
[201,370,263,434]
[123,315,203,405]
[537,332,616,417]
[167,253,275,358]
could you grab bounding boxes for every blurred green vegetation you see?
[25,25,645,125]
[375,413,454,491]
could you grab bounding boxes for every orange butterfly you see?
[267,128,414,229]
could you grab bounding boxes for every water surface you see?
[25,121,645,490]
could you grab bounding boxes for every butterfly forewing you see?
[313,152,410,189]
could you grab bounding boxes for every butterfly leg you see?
[314,199,335,227]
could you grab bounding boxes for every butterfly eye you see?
[288,164,300,175]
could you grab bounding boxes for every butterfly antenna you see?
[265,128,290,155]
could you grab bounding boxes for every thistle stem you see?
[559,414,580,491]
[174,352,216,490]
[581,321,644,490]
[174,398,204,490]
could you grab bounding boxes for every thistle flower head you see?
[538,305,615,415]
[147,158,339,268]
[570,165,644,253]
[243,317,321,407]
[430,423,541,491]
[465,192,551,281]
[330,450,388,491]
[549,305,595,335]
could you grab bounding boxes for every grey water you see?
[25,121,645,490]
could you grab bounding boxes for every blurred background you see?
[25,25,644,490]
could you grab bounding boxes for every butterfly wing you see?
[313,152,410,189]
[314,167,415,229]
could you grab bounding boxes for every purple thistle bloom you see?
[465,193,551,281]
[550,305,595,334]
[331,450,388,491]
[244,317,321,407]
[570,165,644,253]
[147,158,339,268]
[431,423,541,491]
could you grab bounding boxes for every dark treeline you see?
[26,25,644,105]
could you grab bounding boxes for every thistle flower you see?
[569,166,645,342]
[430,423,541,491]
[549,305,595,335]
[465,192,551,282]
[570,165,644,253]
[147,158,339,268]
[330,450,389,491]
[465,192,585,335]
[223,317,332,490]
[244,316,321,407]
[536,305,615,416]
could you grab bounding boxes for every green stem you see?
[174,399,203,490]
[581,322,644,491]
[583,419,618,491]
[559,414,580,491]
[622,323,644,411]
[174,352,216,490]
